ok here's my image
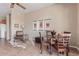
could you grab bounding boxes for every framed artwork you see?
[14,24,19,28]
[38,20,44,31]
[33,21,37,31]
[44,19,52,30]
[32,19,52,31]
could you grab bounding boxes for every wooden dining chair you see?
[14,31,26,42]
[57,33,66,55]
[57,32,71,56]
[62,32,71,56]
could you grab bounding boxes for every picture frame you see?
[33,21,37,31]
[44,19,52,30]
[14,24,19,28]
[32,19,52,31]
[38,20,44,31]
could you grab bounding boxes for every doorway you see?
[0,19,6,43]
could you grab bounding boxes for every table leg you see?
[49,43,52,54]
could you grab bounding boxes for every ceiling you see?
[0,3,53,17]
[0,3,10,17]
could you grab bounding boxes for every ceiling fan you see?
[10,3,26,9]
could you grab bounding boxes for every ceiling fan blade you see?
[10,3,15,8]
[16,3,26,9]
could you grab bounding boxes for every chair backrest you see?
[57,32,71,50]
[46,30,53,43]
[57,33,64,49]
[16,31,23,35]
[62,32,71,45]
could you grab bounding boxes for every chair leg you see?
[57,51,59,56]
[57,51,65,56]
[62,52,64,55]
[66,47,69,56]
[66,49,68,56]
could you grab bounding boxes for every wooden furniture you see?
[57,32,71,56]
[36,31,71,55]
[14,31,26,42]
[63,32,71,56]
[14,31,24,42]
[35,37,43,44]
[57,33,66,55]
[45,31,71,56]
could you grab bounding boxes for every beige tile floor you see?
[0,39,79,56]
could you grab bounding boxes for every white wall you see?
[24,4,77,46]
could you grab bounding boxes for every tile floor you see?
[0,39,79,56]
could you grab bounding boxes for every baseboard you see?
[70,45,79,51]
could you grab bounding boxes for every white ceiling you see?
[0,3,10,17]
[0,3,53,16]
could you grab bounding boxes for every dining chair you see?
[62,31,71,56]
[14,31,28,42]
[57,32,71,56]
